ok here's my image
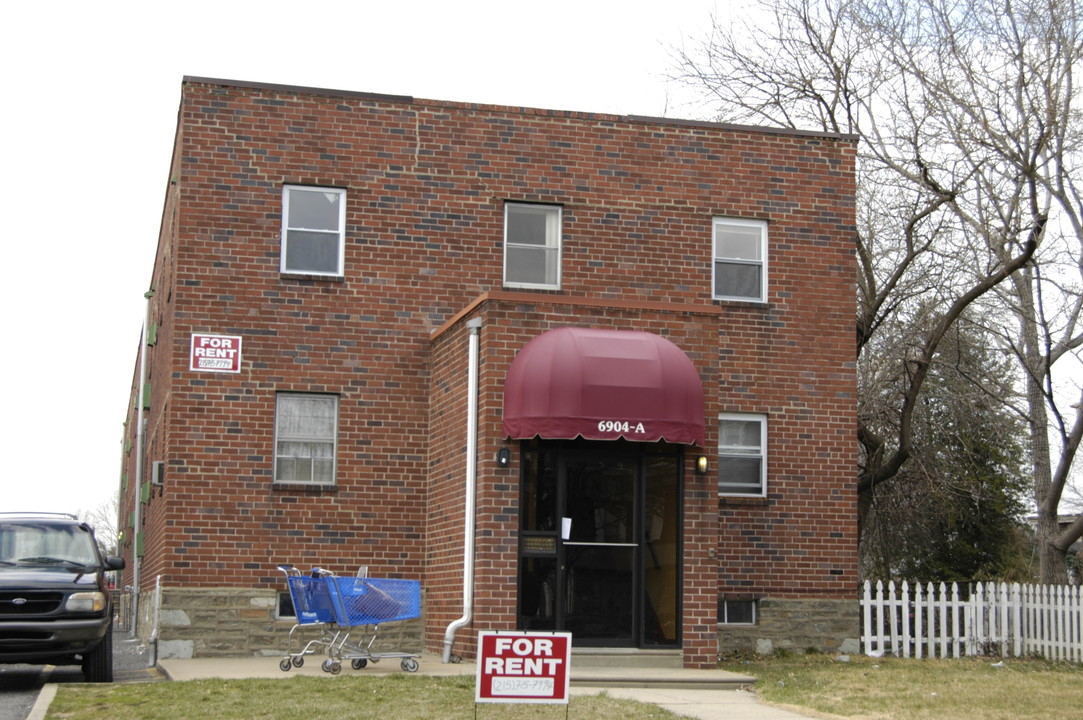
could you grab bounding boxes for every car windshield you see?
[0,522,100,568]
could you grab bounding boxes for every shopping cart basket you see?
[322,574,422,674]
[276,564,338,672]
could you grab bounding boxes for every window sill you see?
[503,284,562,293]
[718,495,769,506]
[281,273,345,283]
[272,482,338,493]
[712,298,769,308]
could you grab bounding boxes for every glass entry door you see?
[518,439,681,648]
[563,453,637,643]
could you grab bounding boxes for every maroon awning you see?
[502,327,705,445]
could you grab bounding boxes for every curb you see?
[26,683,56,720]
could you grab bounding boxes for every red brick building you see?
[120,77,858,668]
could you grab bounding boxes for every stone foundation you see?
[138,586,423,659]
[716,597,860,657]
[137,587,855,660]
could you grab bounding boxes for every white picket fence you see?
[861,580,1083,662]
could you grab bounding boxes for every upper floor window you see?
[281,185,346,276]
[713,218,767,302]
[274,393,338,486]
[718,413,767,497]
[504,202,561,290]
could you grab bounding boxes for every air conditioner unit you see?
[151,461,165,486]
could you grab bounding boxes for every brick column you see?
[682,454,718,668]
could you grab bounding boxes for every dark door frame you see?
[516,438,683,648]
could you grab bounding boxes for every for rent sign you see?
[190,333,242,373]
[475,631,571,704]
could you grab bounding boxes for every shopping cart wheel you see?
[279,658,292,672]
[401,658,419,673]
[292,656,304,668]
[449,654,462,664]
[351,659,368,670]
[321,659,335,673]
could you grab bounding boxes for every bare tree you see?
[870,0,1083,581]
[674,0,1082,579]
[860,310,1032,580]
[79,493,120,557]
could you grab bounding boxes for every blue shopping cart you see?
[323,574,422,673]
[277,565,422,674]
[276,564,338,672]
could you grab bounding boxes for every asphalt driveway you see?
[1,630,162,720]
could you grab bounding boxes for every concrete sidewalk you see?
[157,654,818,720]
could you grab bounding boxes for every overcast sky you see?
[2,0,732,517]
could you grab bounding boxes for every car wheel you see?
[82,628,114,683]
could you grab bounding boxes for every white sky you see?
[1,0,728,516]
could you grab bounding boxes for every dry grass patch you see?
[721,653,1083,720]
[46,674,681,720]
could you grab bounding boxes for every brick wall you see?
[121,77,856,663]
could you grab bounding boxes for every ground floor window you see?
[277,592,296,619]
[718,598,757,625]
[717,413,767,496]
[274,393,338,485]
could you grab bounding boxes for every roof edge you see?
[182,76,414,105]
[181,76,858,142]
[624,114,859,141]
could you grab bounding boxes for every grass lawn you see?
[722,653,1083,720]
[45,674,682,720]
[45,655,1083,720]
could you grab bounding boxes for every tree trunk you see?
[1014,269,1070,584]
[1038,512,1069,583]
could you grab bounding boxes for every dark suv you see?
[0,513,125,682]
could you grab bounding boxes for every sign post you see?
[475,631,572,705]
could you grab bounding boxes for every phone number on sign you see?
[492,677,555,696]
[197,358,235,369]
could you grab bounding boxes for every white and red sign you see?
[475,631,571,705]
[190,333,242,373]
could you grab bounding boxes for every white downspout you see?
[147,574,162,666]
[442,317,482,663]
[131,289,153,636]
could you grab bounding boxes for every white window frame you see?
[717,413,767,497]
[273,393,339,486]
[281,185,346,276]
[277,591,297,620]
[718,598,758,625]
[712,218,767,302]
[504,202,562,290]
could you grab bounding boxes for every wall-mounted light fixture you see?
[696,455,709,475]
[497,447,511,468]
